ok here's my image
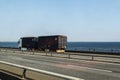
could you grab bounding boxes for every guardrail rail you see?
[0,61,82,80]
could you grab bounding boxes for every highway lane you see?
[0,52,120,80]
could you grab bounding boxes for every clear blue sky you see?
[0,0,120,42]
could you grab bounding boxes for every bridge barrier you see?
[0,61,82,80]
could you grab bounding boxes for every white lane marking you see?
[56,63,112,73]
[86,60,120,66]
[67,64,112,73]
[7,56,23,60]
[0,60,84,80]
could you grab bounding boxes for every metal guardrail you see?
[0,48,120,63]
[0,61,82,80]
[67,53,120,58]
[38,51,120,63]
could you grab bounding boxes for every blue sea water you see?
[67,42,120,53]
[0,42,120,53]
[0,42,18,48]
[67,42,120,49]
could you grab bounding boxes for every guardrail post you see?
[22,50,24,54]
[51,52,52,56]
[92,56,94,61]
[12,49,15,53]
[46,52,47,56]
[32,49,35,55]
[32,50,34,55]
[6,49,7,52]
[68,54,70,59]
[22,69,27,80]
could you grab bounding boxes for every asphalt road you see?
[0,52,120,80]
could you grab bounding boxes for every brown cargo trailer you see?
[38,35,67,52]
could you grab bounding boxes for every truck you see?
[18,35,67,52]
[18,37,37,50]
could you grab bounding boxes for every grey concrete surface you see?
[0,52,120,80]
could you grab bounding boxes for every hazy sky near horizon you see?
[0,0,120,42]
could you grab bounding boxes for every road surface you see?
[0,52,120,80]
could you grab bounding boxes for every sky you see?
[0,0,120,42]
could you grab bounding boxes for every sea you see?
[0,42,120,53]
[67,42,120,53]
